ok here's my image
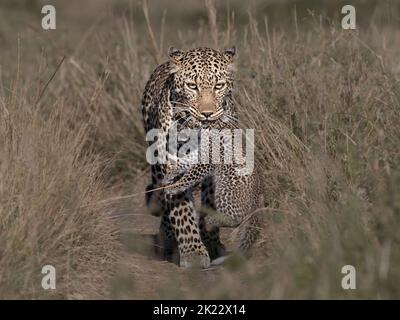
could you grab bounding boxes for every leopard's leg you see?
[145,165,159,207]
[204,209,241,229]
[147,164,179,260]
[199,177,226,260]
[162,139,226,259]
[146,164,163,216]
[156,210,179,262]
[205,192,259,253]
[162,163,223,261]
[166,192,210,268]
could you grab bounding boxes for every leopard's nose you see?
[201,111,214,118]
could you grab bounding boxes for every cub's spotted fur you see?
[164,127,263,252]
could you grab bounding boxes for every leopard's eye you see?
[214,82,226,90]
[186,82,198,91]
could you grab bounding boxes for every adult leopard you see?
[141,47,237,268]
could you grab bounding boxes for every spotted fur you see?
[141,47,238,268]
[164,127,263,252]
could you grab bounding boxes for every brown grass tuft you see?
[0,81,120,299]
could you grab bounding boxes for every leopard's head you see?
[168,47,237,128]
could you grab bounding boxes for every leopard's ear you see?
[168,47,185,64]
[223,46,236,62]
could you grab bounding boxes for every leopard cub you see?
[164,127,263,252]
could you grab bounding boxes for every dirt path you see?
[109,169,232,299]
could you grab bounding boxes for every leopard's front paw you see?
[180,250,210,269]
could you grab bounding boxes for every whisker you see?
[181,115,193,127]
[221,114,240,129]
[171,106,187,111]
[224,114,239,125]
[173,114,187,124]
[225,113,239,122]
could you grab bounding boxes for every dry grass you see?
[1,0,400,299]
[0,74,120,299]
